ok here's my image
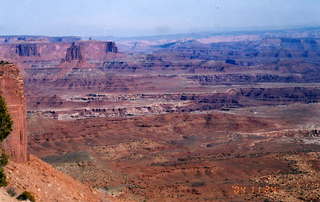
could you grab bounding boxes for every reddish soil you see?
[4,155,104,202]
[28,108,320,201]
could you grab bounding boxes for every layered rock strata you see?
[15,44,39,57]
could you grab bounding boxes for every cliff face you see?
[0,63,28,162]
[15,44,39,57]
[65,42,82,62]
[0,41,118,63]
[106,41,118,53]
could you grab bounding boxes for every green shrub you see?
[17,191,36,202]
[0,96,13,142]
[0,167,7,187]
[0,96,12,188]
[6,187,16,197]
[0,152,9,167]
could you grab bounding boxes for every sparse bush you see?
[0,152,8,187]
[0,96,13,142]
[0,96,13,188]
[6,187,16,197]
[17,191,36,202]
[0,152,9,167]
[0,167,8,187]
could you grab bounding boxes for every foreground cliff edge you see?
[0,62,28,163]
[0,62,102,202]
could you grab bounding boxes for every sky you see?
[0,0,320,37]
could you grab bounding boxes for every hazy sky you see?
[1,0,320,37]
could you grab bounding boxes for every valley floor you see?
[28,103,320,201]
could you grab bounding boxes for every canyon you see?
[1,27,320,201]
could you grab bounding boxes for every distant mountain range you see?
[89,26,320,41]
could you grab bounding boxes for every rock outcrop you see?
[106,41,118,53]
[65,42,82,62]
[15,44,39,57]
[0,63,28,162]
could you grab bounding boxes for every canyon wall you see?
[0,63,28,162]
[16,44,39,57]
[0,41,118,63]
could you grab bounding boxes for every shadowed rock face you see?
[16,44,39,56]
[0,63,28,162]
[65,42,82,62]
[106,42,118,53]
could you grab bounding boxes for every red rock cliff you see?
[0,63,28,162]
